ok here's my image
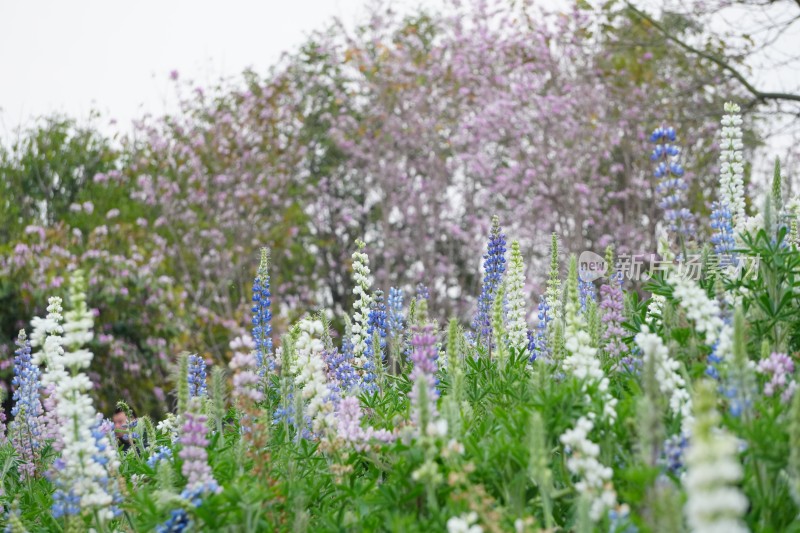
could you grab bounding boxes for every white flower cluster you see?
[560,416,617,522]
[645,294,665,327]
[635,327,692,428]
[31,287,119,522]
[505,240,528,351]
[684,385,749,533]
[719,102,746,234]
[292,317,336,434]
[350,240,374,373]
[669,274,724,346]
[563,291,617,421]
[446,512,483,533]
[157,413,180,442]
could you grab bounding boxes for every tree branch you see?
[625,1,800,104]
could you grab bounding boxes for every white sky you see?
[0,0,393,137]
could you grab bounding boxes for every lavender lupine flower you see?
[252,247,273,377]
[472,216,506,347]
[650,126,696,239]
[179,397,220,494]
[387,287,405,339]
[409,322,439,433]
[719,102,746,233]
[710,201,737,264]
[334,396,395,451]
[187,354,208,398]
[599,272,626,361]
[757,352,797,403]
[9,329,44,479]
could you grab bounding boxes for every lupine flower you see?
[563,257,617,421]
[472,215,506,347]
[334,396,395,451]
[662,433,689,475]
[409,320,439,433]
[229,334,264,404]
[560,416,617,522]
[364,290,388,363]
[578,277,596,312]
[9,329,44,479]
[684,381,748,533]
[325,328,359,395]
[599,267,626,361]
[719,102,746,233]
[252,247,273,376]
[351,240,374,381]
[446,512,483,533]
[179,397,220,494]
[710,201,737,264]
[33,273,121,522]
[650,126,696,239]
[505,240,528,352]
[545,233,562,321]
[530,295,551,361]
[147,445,174,468]
[156,509,192,533]
[292,317,337,434]
[387,287,405,339]
[416,283,430,301]
[669,273,723,346]
[187,354,208,398]
[757,352,797,403]
[635,326,692,428]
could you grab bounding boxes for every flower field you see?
[2,1,800,531]
[1,96,800,532]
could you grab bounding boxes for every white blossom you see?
[669,273,724,346]
[292,316,336,434]
[635,326,692,429]
[505,240,528,351]
[719,102,746,234]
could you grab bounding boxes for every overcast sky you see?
[0,0,395,137]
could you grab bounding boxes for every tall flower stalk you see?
[650,126,695,255]
[718,102,746,233]
[252,247,273,377]
[505,240,528,352]
[351,239,374,384]
[472,215,506,351]
[9,329,44,479]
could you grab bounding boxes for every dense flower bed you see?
[2,101,800,532]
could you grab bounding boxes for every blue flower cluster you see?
[472,216,506,344]
[710,201,736,263]
[416,283,430,301]
[90,418,122,517]
[156,509,192,533]
[365,290,388,356]
[387,287,405,339]
[662,433,688,474]
[187,354,208,398]
[529,296,551,361]
[252,248,273,376]
[578,277,596,311]
[325,339,359,394]
[147,445,174,468]
[650,127,695,237]
[11,330,43,450]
